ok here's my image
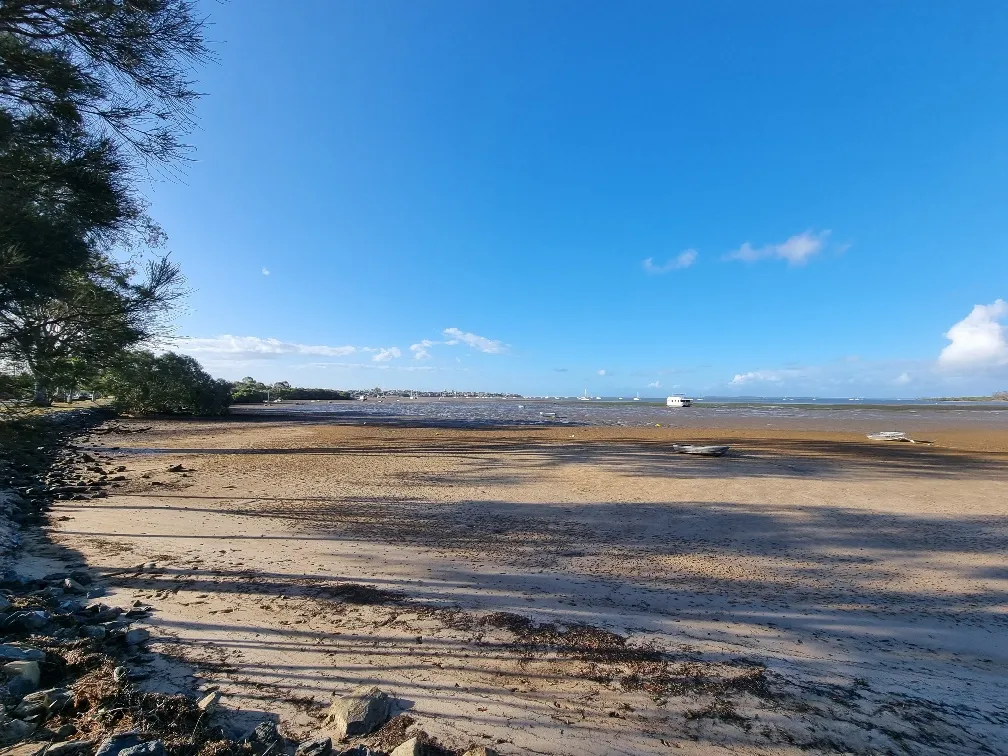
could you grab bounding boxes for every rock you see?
[44,741,94,756]
[112,667,129,683]
[251,721,280,745]
[0,645,45,662]
[4,660,41,687]
[0,595,11,612]
[124,628,150,646]
[79,625,106,640]
[337,748,382,756]
[197,690,220,712]
[0,716,36,744]
[294,737,331,756]
[7,675,37,699]
[13,688,71,719]
[166,464,184,473]
[119,741,164,756]
[325,686,391,739]
[389,738,420,756]
[95,733,143,756]
[0,740,45,756]
[462,749,500,756]
[61,579,86,595]
[5,610,50,631]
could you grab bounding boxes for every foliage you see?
[99,350,231,416]
[230,376,354,403]
[0,369,32,400]
[0,254,184,404]
[0,0,211,165]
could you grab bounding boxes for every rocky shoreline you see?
[0,412,491,756]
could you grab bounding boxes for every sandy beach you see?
[21,413,1008,755]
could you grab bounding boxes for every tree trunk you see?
[31,376,50,406]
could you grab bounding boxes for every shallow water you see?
[234,397,1008,429]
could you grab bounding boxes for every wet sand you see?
[24,416,1008,754]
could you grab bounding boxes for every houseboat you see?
[666,395,692,408]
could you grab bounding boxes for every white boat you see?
[673,444,729,456]
[595,396,601,400]
[578,389,590,401]
[666,395,692,408]
[633,392,640,401]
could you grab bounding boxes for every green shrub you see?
[100,351,231,416]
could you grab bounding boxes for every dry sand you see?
[19,416,1008,755]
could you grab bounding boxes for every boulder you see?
[79,625,106,640]
[242,721,282,755]
[389,738,420,756]
[13,688,72,718]
[294,736,331,756]
[124,628,150,646]
[325,686,391,739]
[119,741,165,756]
[0,716,36,745]
[44,741,95,756]
[95,733,143,756]
[7,675,37,699]
[4,660,41,687]
[0,646,45,662]
[0,741,45,756]
[61,579,86,595]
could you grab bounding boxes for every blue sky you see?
[154,1,1008,396]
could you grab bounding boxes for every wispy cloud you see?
[597,369,607,376]
[643,249,697,274]
[938,299,1008,371]
[170,335,400,362]
[648,380,661,388]
[261,267,270,276]
[372,347,401,362]
[894,372,912,385]
[554,368,569,373]
[725,230,831,265]
[730,369,788,385]
[409,340,434,360]
[443,327,507,354]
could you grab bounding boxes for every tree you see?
[0,0,211,165]
[0,0,209,335]
[0,254,184,404]
[99,350,231,416]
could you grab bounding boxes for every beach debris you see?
[196,690,220,713]
[325,686,392,739]
[462,748,500,756]
[294,736,332,756]
[672,444,730,457]
[867,431,931,444]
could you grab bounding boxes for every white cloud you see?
[894,372,912,386]
[261,267,270,276]
[372,347,401,362]
[731,370,786,385]
[938,300,1008,371]
[597,369,607,376]
[643,249,697,274]
[443,327,507,354]
[410,340,434,360]
[648,380,661,388]
[171,335,400,362]
[725,230,831,265]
